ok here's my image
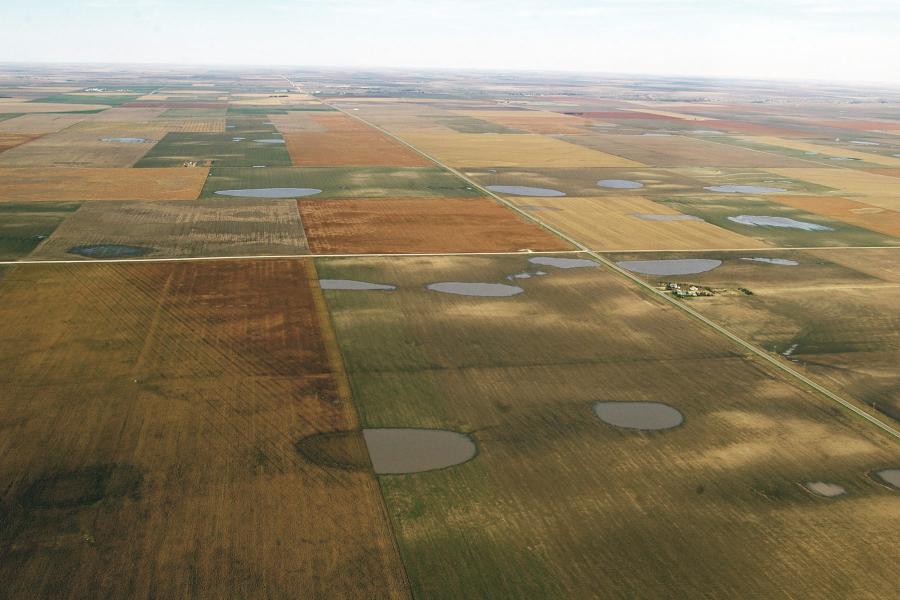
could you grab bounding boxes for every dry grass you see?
[298,197,572,253]
[459,110,591,134]
[509,196,767,250]
[30,199,309,259]
[399,132,643,168]
[0,167,208,201]
[0,122,169,167]
[768,168,900,211]
[0,100,109,113]
[319,254,900,598]
[0,260,409,598]
[0,114,89,134]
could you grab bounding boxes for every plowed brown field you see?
[298,197,572,253]
[0,260,408,598]
[285,112,431,167]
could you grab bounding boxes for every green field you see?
[0,202,80,260]
[202,166,484,198]
[656,195,900,246]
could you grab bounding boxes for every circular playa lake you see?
[803,481,846,498]
[873,469,900,490]
[598,179,643,189]
[704,185,786,194]
[253,138,285,144]
[740,257,799,266]
[100,137,152,143]
[528,256,597,269]
[486,185,566,197]
[616,258,722,276]
[214,188,322,198]
[593,401,684,431]
[427,282,524,297]
[68,244,151,258]
[319,279,396,291]
[728,215,833,231]
[363,429,477,474]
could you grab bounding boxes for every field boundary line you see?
[325,99,900,442]
[1,249,579,266]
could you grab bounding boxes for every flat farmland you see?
[297,197,572,253]
[657,195,900,247]
[0,100,108,113]
[317,254,900,598]
[135,116,292,167]
[771,195,900,237]
[0,123,168,167]
[202,167,482,199]
[613,249,900,422]
[0,202,79,260]
[0,167,208,202]
[284,113,431,167]
[464,166,706,197]
[561,133,815,167]
[29,199,309,260]
[458,110,591,134]
[0,260,408,598]
[768,168,900,210]
[397,132,644,168]
[508,196,767,250]
[0,114,89,134]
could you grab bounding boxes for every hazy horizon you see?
[3,0,900,85]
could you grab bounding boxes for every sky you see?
[3,0,900,85]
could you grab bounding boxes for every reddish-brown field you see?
[0,167,208,201]
[285,113,431,167]
[0,133,37,154]
[298,197,573,253]
[772,195,900,236]
[0,260,408,598]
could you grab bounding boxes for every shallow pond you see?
[740,257,799,266]
[254,139,285,144]
[427,282,524,297]
[319,279,396,291]
[804,481,846,497]
[593,401,684,431]
[214,187,322,198]
[598,179,643,189]
[616,258,721,276]
[874,469,900,489]
[68,244,151,258]
[728,215,833,231]
[528,256,597,269]
[100,137,151,143]
[704,185,787,194]
[486,185,566,197]
[363,428,477,474]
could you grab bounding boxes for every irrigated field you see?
[298,197,572,253]
[317,254,900,598]
[202,166,482,199]
[0,202,79,260]
[0,260,409,598]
